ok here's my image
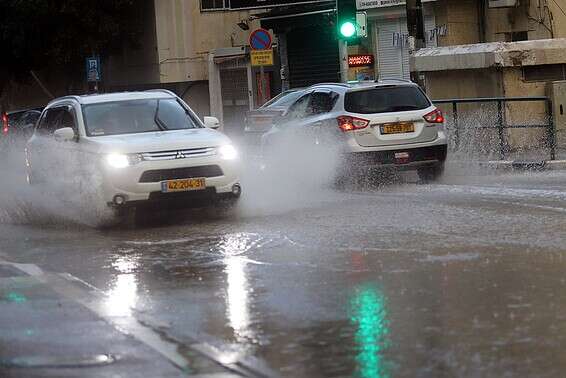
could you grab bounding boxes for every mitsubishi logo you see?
[175,151,186,159]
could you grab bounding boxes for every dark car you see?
[244,89,306,139]
[1,108,42,150]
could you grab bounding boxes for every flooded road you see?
[2,169,566,377]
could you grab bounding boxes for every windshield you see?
[345,86,431,114]
[82,98,202,136]
[262,90,304,108]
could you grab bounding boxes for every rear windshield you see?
[262,90,304,108]
[82,99,202,136]
[344,86,431,114]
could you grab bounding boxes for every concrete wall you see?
[501,67,549,150]
[425,69,502,100]
[433,0,562,47]
[548,0,566,38]
[485,1,532,41]
[434,0,481,46]
[154,0,260,84]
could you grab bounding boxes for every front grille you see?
[141,147,216,161]
[139,165,223,183]
[148,188,217,201]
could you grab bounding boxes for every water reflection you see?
[350,285,390,378]
[219,234,255,343]
[104,255,139,317]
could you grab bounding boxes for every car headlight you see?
[218,144,238,160]
[106,153,131,169]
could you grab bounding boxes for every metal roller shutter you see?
[376,15,436,80]
[376,18,407,80]
[287,26,340,88]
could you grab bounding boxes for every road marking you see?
[0,258,278,377]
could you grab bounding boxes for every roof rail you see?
[145,89,177,96]
[307,82,351,88]
[375,78,414,84]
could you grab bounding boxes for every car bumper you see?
[344,144,447,170]
[100,155,241,207]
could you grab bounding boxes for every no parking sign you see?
[249,28,272,51]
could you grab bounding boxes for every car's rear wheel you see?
[417,163,444,183]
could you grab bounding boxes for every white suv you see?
[26,90,241,215]
[262,80,448,182]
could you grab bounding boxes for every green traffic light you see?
[340,21,356,38]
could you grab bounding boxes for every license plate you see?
[394,152,410,164]
[380,122,415,135]
[161,178,206,193]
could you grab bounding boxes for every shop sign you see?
[356,0,436,9]
[231,0,327,10]
[348,55,375,67]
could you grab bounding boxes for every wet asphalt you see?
[2,166,566,377]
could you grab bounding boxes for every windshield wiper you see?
[153,100,167,131]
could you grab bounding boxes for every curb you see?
[479,160,566,171]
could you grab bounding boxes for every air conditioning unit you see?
[489,0,518,8]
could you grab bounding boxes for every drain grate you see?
[0,354,116,368]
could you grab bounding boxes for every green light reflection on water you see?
[350,285,390,378]
[5,291,27,303]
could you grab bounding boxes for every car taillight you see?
[337,116,370,132]
[423,109,444,124]
[2,113,8,135]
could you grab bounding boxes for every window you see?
[286,93,312,119]
[308,92,339,115]
[523,64,566,82]
[82,99,202,137]
[344,86,431,114]
[21,111,41,128]
[262,90,305,108]
[201,0,229,11]
[37,107,77,135]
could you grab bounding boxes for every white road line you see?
[0,258,277,377]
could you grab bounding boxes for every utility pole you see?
[339,40,349,83]
[405,0,425,84]
[336,0,357,83]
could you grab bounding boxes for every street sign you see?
[249,28,272,51]
[251,49,274,67]
[86,56,101,82]
[356,11,368,38]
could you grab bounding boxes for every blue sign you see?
[86,56,101,82]
[249,29,272,51]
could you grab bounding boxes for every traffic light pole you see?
[339,39,348,83]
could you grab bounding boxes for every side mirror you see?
[53,127,76,142]
[204,116,220,129]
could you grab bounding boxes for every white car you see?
[262,80,448,182]
[26,90,241,215]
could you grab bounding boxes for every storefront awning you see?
[257,1,335,31]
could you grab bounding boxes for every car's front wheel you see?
[417,163,445,183]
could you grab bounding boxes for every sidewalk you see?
[0,260,241,378]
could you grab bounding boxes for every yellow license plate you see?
[161,178,206,193]
[381,122,415,134]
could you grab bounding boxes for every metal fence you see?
[434,97,555,161]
